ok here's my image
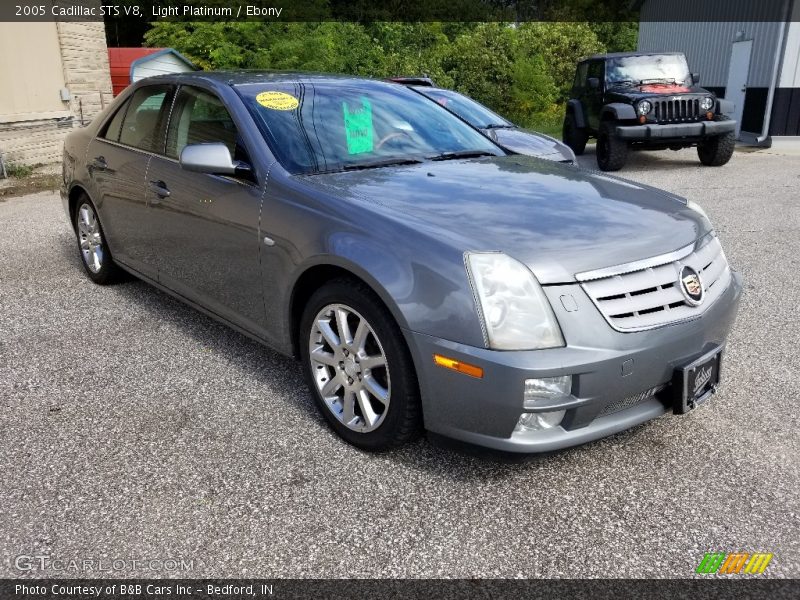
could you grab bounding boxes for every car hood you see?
[297,156,710,284]
[606,82,713,101]
[482,127,575,163]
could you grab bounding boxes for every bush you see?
[143,21,637,131]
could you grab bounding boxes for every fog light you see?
[523,376,571,408]
[514,410,566,432]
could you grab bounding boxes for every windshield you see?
[606,54,691,85]
[237,81,502,175]
[413,87,513,129]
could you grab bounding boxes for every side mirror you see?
[692,72,700,84]
[587,77,600,89]
[180,143,239,175]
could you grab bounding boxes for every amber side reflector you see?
[638,115,646,124]
[433,354,484,379]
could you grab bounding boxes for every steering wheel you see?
[375,130,413,150]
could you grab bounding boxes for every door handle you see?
[91,156,107,171]
[148,180,170,199]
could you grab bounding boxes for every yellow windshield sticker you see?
[343,97,374,155]
[256,91,299,111]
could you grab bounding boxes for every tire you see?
[562,111,588,155]
[299,278,422,451]
[596,121,628,171]
[697,117,736,166]
[73,195,122,285]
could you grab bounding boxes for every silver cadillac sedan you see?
[61,72,742,453]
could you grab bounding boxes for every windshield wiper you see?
[641,78,676,84]
[341,157,423,171]
[427,150,497,161]
[483,123,514,130]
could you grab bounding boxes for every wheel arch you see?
[566,99,587,129]
[67,183,91,230]
[286,259,412,360]
[601,103,637,121]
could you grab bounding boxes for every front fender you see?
[602,103,638,121]
[717,98,734,116]
[287,230,486,351]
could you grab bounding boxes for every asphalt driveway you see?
[1,147,798,578]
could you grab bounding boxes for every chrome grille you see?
[577,236,731,332]
[653,98,700,123]
[599,384,667,417]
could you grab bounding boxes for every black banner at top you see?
[0,0,797,23]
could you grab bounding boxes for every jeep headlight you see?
[700,97,714,111]
[637,100,652,115]
[466,252,564,350]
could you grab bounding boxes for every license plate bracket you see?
[672,347,722,414]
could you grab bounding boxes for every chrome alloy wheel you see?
[308,303,391,433]
[77,203,104,273]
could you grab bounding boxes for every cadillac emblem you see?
[678,265,704,306]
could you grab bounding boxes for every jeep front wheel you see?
[562,111,588,155]
[596,122,628,171]
[697,118,735,166]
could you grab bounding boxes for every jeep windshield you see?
[606,54,691,86]
[237,81,503,175]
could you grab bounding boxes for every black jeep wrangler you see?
[563,52,737,171]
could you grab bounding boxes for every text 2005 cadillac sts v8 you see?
[62,72,742,453]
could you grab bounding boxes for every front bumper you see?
[404,271,742,453]
[615,120,736,140]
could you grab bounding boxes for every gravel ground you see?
[0,147,798,579]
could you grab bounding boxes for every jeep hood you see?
[298,156,710,284]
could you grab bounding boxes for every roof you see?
[580,51,686,62]
[107,47,196,96]
[139,70,402,87]
[108,48,162,96]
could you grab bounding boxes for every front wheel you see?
[698,118,736,166]
[596,121,628,171]
[299,278,422,451]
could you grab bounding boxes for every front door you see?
[144,85,267,335]
[726,39,753,137]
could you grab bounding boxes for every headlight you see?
[637,100,652,115]
[700,97,714,111]
[466,252,564,350]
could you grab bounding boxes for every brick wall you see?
[0,20,112,167]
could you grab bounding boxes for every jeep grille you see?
[576,236,730,332]
[653,98,700,123]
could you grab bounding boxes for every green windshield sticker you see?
[342,98,374,155]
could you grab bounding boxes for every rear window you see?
[118,85,172,153]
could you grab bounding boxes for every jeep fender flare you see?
[566,99,587,129]
[601,103,638,121]
[716,98,734,116]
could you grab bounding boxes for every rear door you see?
[144,84,267,333]
[86,84,174,278]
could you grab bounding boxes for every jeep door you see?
[582,60,605,132]
[144,84,268,336]
[86,84,174,278]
